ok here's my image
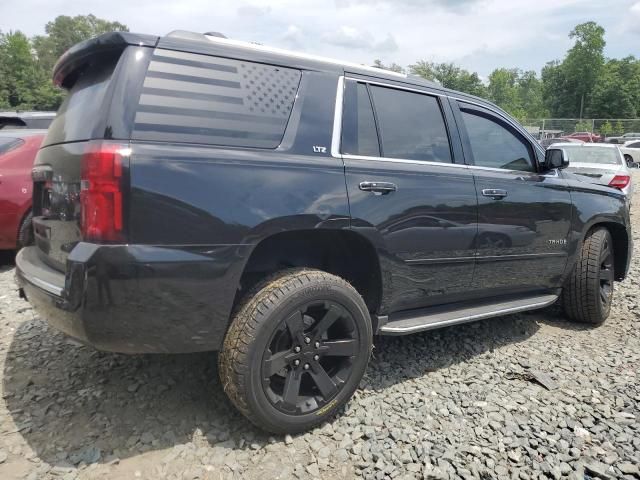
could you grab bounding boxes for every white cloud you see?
[624,1,640,34]
[0,0,636,76]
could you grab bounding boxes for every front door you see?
[340,78,478,313]
[453,100,573,297]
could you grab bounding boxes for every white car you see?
[619,140,640,166]
[553,143,634,200]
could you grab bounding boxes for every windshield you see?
[563,147,621,165]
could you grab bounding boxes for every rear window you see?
[368,85,452,163]
[563,147,621,165]
[132,49,301,148]
[44,53,120,147]
[341,81,380,157]
[25,118,54,129]
[0,137,23,154]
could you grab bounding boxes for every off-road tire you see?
[219,268,372,433]
[562,227,614,325]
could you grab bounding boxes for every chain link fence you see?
[520,118,640,141]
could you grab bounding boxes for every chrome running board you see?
[379,294,558,335]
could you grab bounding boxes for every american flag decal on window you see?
[133,49,301,148]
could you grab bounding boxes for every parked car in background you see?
[620,140,640,166]
[0,112,56,130]
[605,133,640,144]
[556,143,634,200]
[539,137,584,149]
[561,131,601,143]
[0,130,46,250]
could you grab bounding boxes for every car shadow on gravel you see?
[2,304,588,467]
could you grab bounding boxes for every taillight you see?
[608,175,630,190]
[80,141,129,242]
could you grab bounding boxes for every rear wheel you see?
[562,227,614,325]
[219,269,372,433]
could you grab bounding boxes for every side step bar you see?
[379,294,558,335]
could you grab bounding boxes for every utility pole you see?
[579,94,584,121]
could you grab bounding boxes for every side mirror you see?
[543,148,569,170]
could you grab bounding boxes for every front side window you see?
[460,109,534,171]
[369,86,452,163]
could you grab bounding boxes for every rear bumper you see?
[15,243,250,353]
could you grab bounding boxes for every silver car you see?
[553,143,634,200]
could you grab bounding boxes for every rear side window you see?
[44,53,120,147]
[341,82,380,156]
[460,109,534,172]
[132,49,301,148]
[0,138,23,155]
[369,86,452,163]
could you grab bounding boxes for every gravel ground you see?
[1,181,639,480]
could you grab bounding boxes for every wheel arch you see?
[234,228,384,320]
[584,219,630,281]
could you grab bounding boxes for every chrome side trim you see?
[331,76,344,158]
[330,76,543,173]
[343,153,469,169]
[379,294,558,334]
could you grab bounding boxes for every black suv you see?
[16,31,633,433]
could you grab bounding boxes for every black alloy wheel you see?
[563,227,615,324]
[219,269,372,433]
[261,300,358,415]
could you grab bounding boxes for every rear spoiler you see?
[53,32,159,89]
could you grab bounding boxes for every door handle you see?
[481,188,508,199]
[359,181,397,195]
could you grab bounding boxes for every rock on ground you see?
[0,174,639,479]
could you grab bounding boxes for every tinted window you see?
[628,142,640,149]
[562,146,621,165]
[133,49,301,148]
[369,86,451,162]
[461,109,533,171]
[44,53,120,147]
[341,82,379,156]
[0,137,23,155]
[26,118,54,129]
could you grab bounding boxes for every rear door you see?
[340,77,478,313]
[452,100,572,296]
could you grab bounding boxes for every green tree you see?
[517,70,548,119]
[0,31,50,109]
[33,14,128,74]
[599,120,613,136]
[614,120,625,135]
[487,68,522,117]
[372,59,405,73]
[409,61,486,97]
[589,61,636,118]
[542,22,606,118]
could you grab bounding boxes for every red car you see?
[561,131,601,143]
[0,130,46,250]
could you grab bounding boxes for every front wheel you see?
[219,269,372,433]
[562,227,614,325]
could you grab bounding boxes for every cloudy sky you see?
[2,0,639,77]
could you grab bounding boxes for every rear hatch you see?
[32,32,157,272]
